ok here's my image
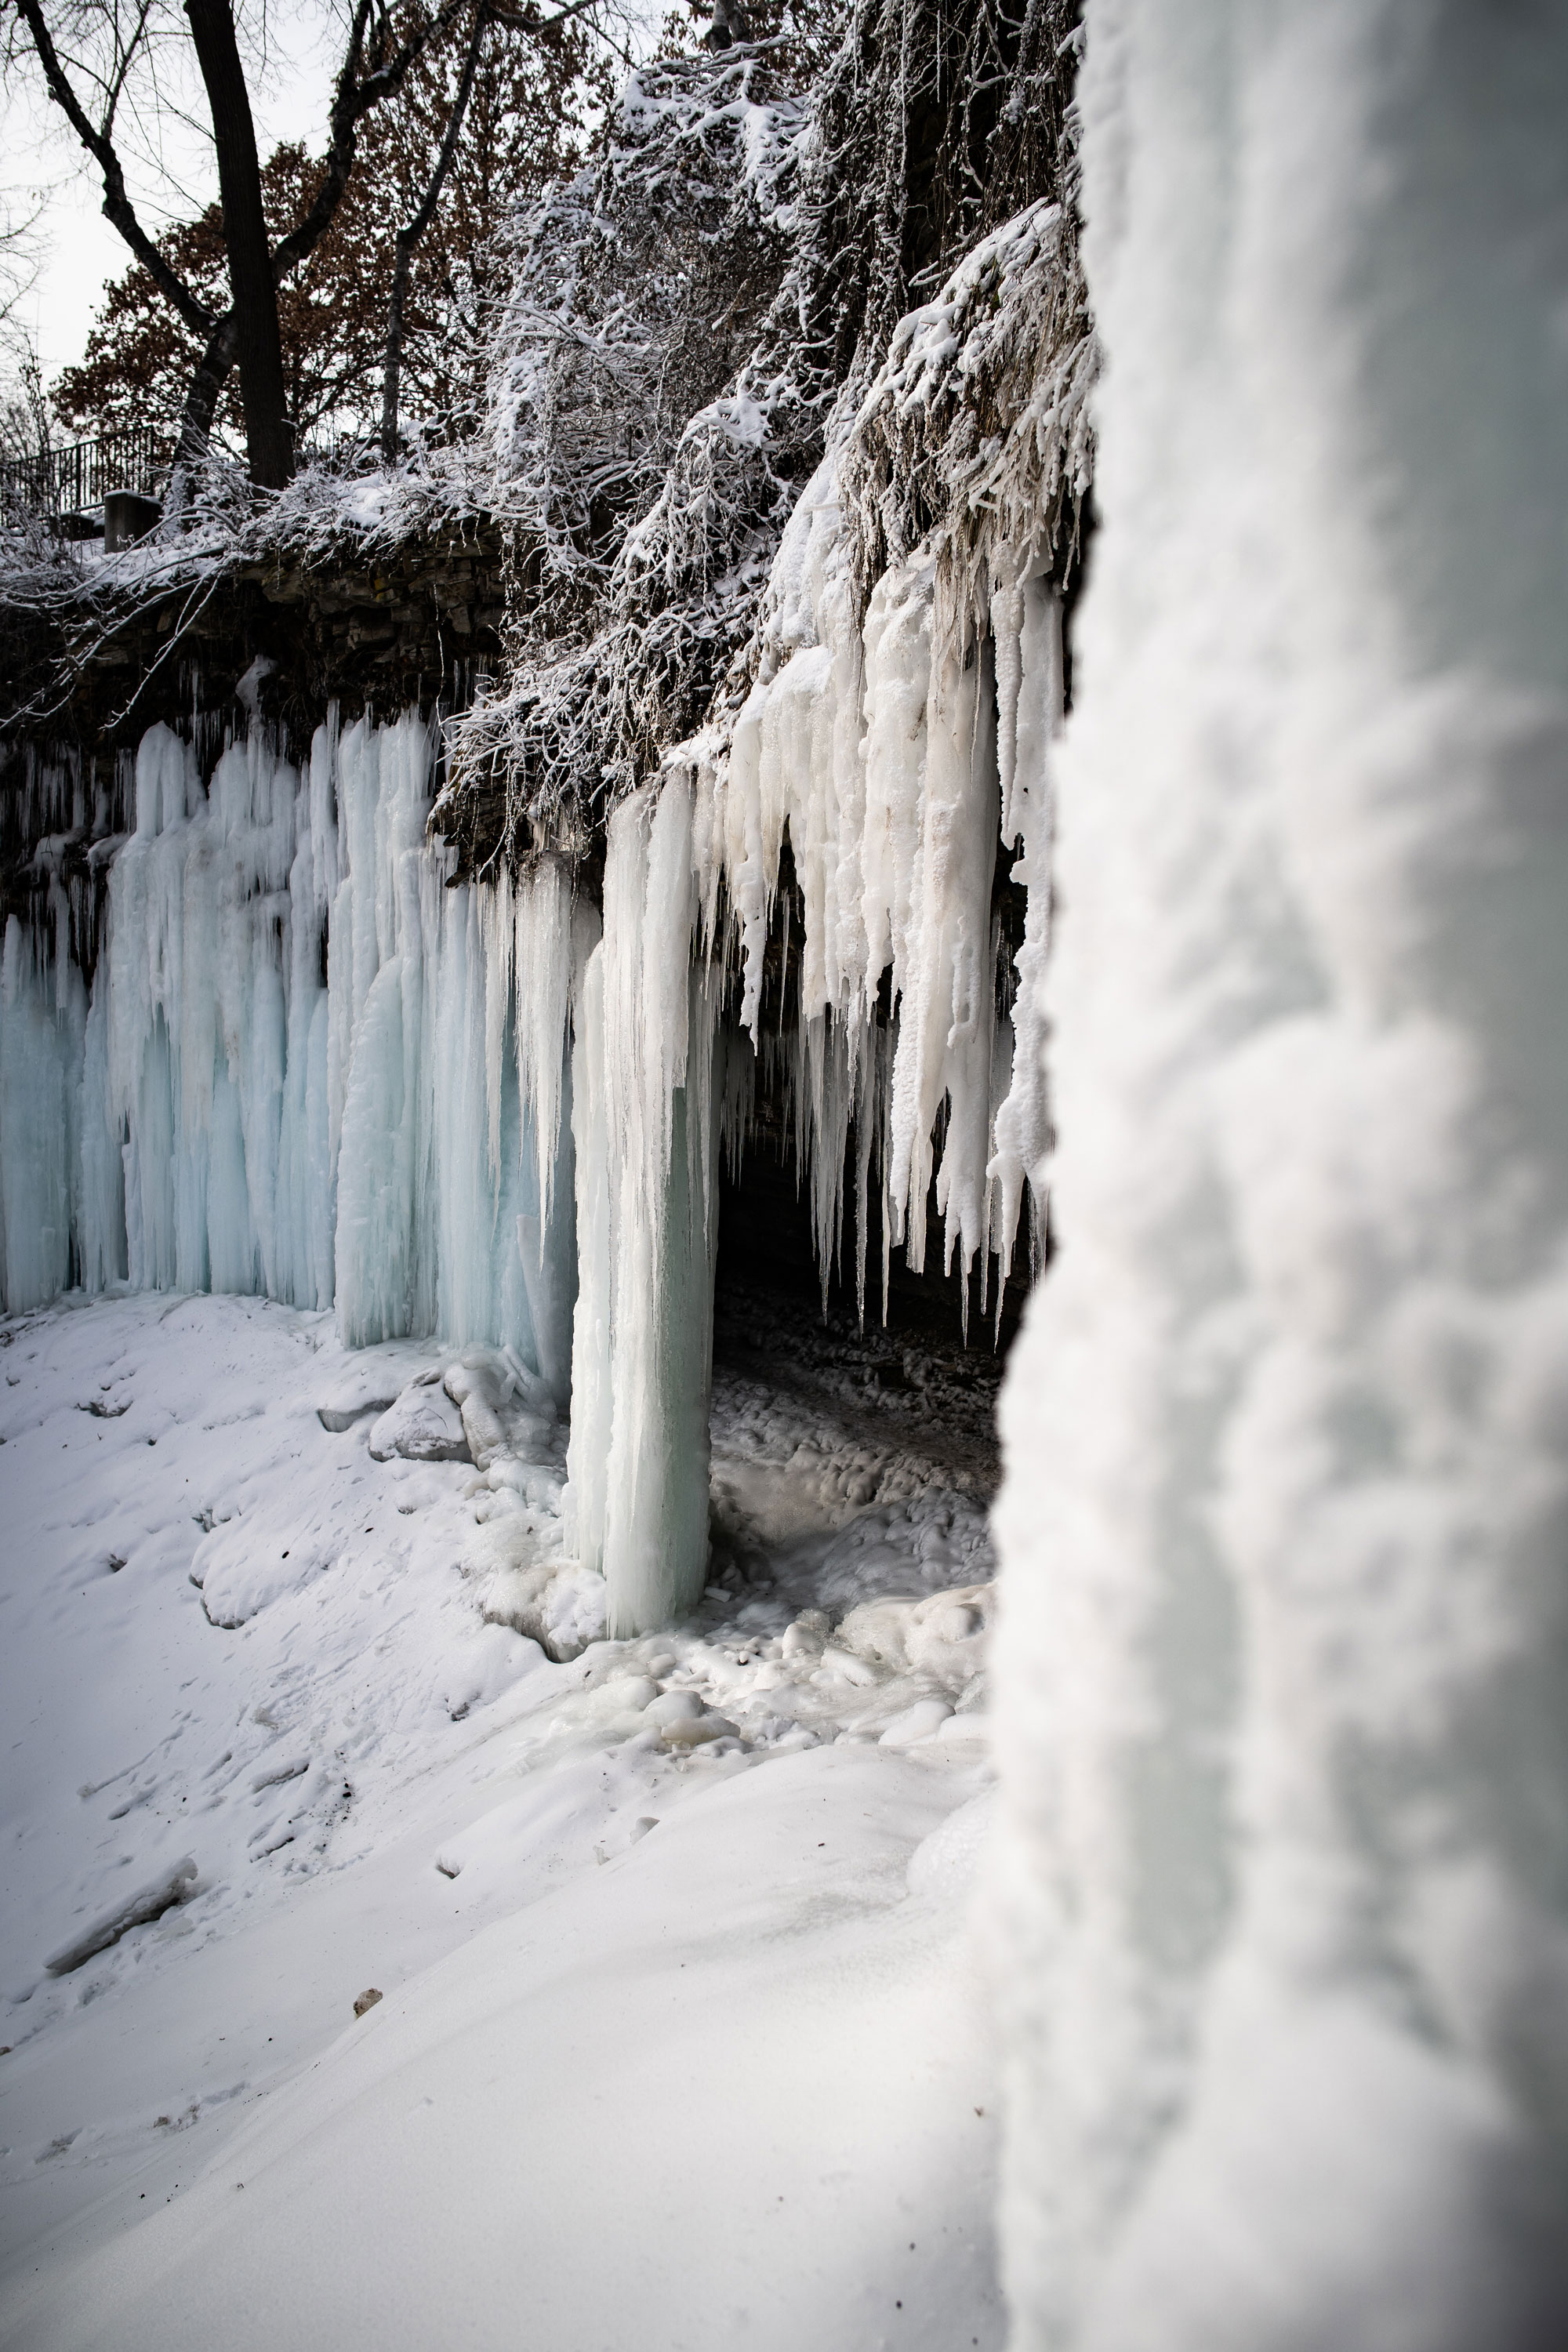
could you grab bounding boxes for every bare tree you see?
[0,332,53,469]
[10,0,519,491]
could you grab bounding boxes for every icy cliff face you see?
[0,712,576,1392]
[677,192,1093,1327]
[993,2,1568,2345]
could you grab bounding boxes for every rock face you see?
[0,524,507,793]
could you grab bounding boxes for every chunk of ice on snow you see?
[644,1689,705,1727]
[316,1369,405,1431]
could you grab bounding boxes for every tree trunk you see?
[165,312,240,517]
[184,0,294,489]
[380,234,417,469]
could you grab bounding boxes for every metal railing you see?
[0,429,167,519]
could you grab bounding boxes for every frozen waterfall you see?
[0,235,1069,1638]
[0,711,577,1392]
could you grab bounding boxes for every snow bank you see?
[5,1748,999,2352]
[993,2,1568,2344]
[0,1290,1003,2349]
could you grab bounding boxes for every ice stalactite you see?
[660,191,1090,1342]
[331,713,440,1341]
[484,854,583,1410]
[987,571,1062,1287]
[0,709,576,1403]
[993,2,1568,2346]
[566,775,722,1635]
[685,477,1062,1331]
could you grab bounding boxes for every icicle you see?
[0,696,585,1357]
[514,855,576,1229]
[481,865,515,1184]
[0,915,82,1311]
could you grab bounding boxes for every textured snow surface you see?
[993,1,1568,2346]
[0,1290,1001,2350]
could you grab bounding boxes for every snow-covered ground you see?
[0,1286,1003,2350]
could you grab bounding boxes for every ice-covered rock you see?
[368,1379,470,1465]
[317,1390,398,1433]
[644,1688,704,1729]
[193,1513,334,1628]
[781,1610,829,1660]
[315,1358,413,1430]
[441,1350,558,1472]
[879,1698,953,1748]
[644,1689,738,1748]
[476,1552,607,1662]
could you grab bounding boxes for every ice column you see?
[994,2,1568,2347]
[566,775,719,1636]
[106,723,301,1300]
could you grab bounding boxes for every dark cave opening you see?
[711,1058,1036,1370]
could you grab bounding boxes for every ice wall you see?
[993,2,1568,2345]
[0,710,575,1393]
[0,910,105,1312]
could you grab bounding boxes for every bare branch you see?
[101,0,154,141]
[13,0,220,340]
[270,0,474,284]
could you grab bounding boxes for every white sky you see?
[2,0,346,381]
